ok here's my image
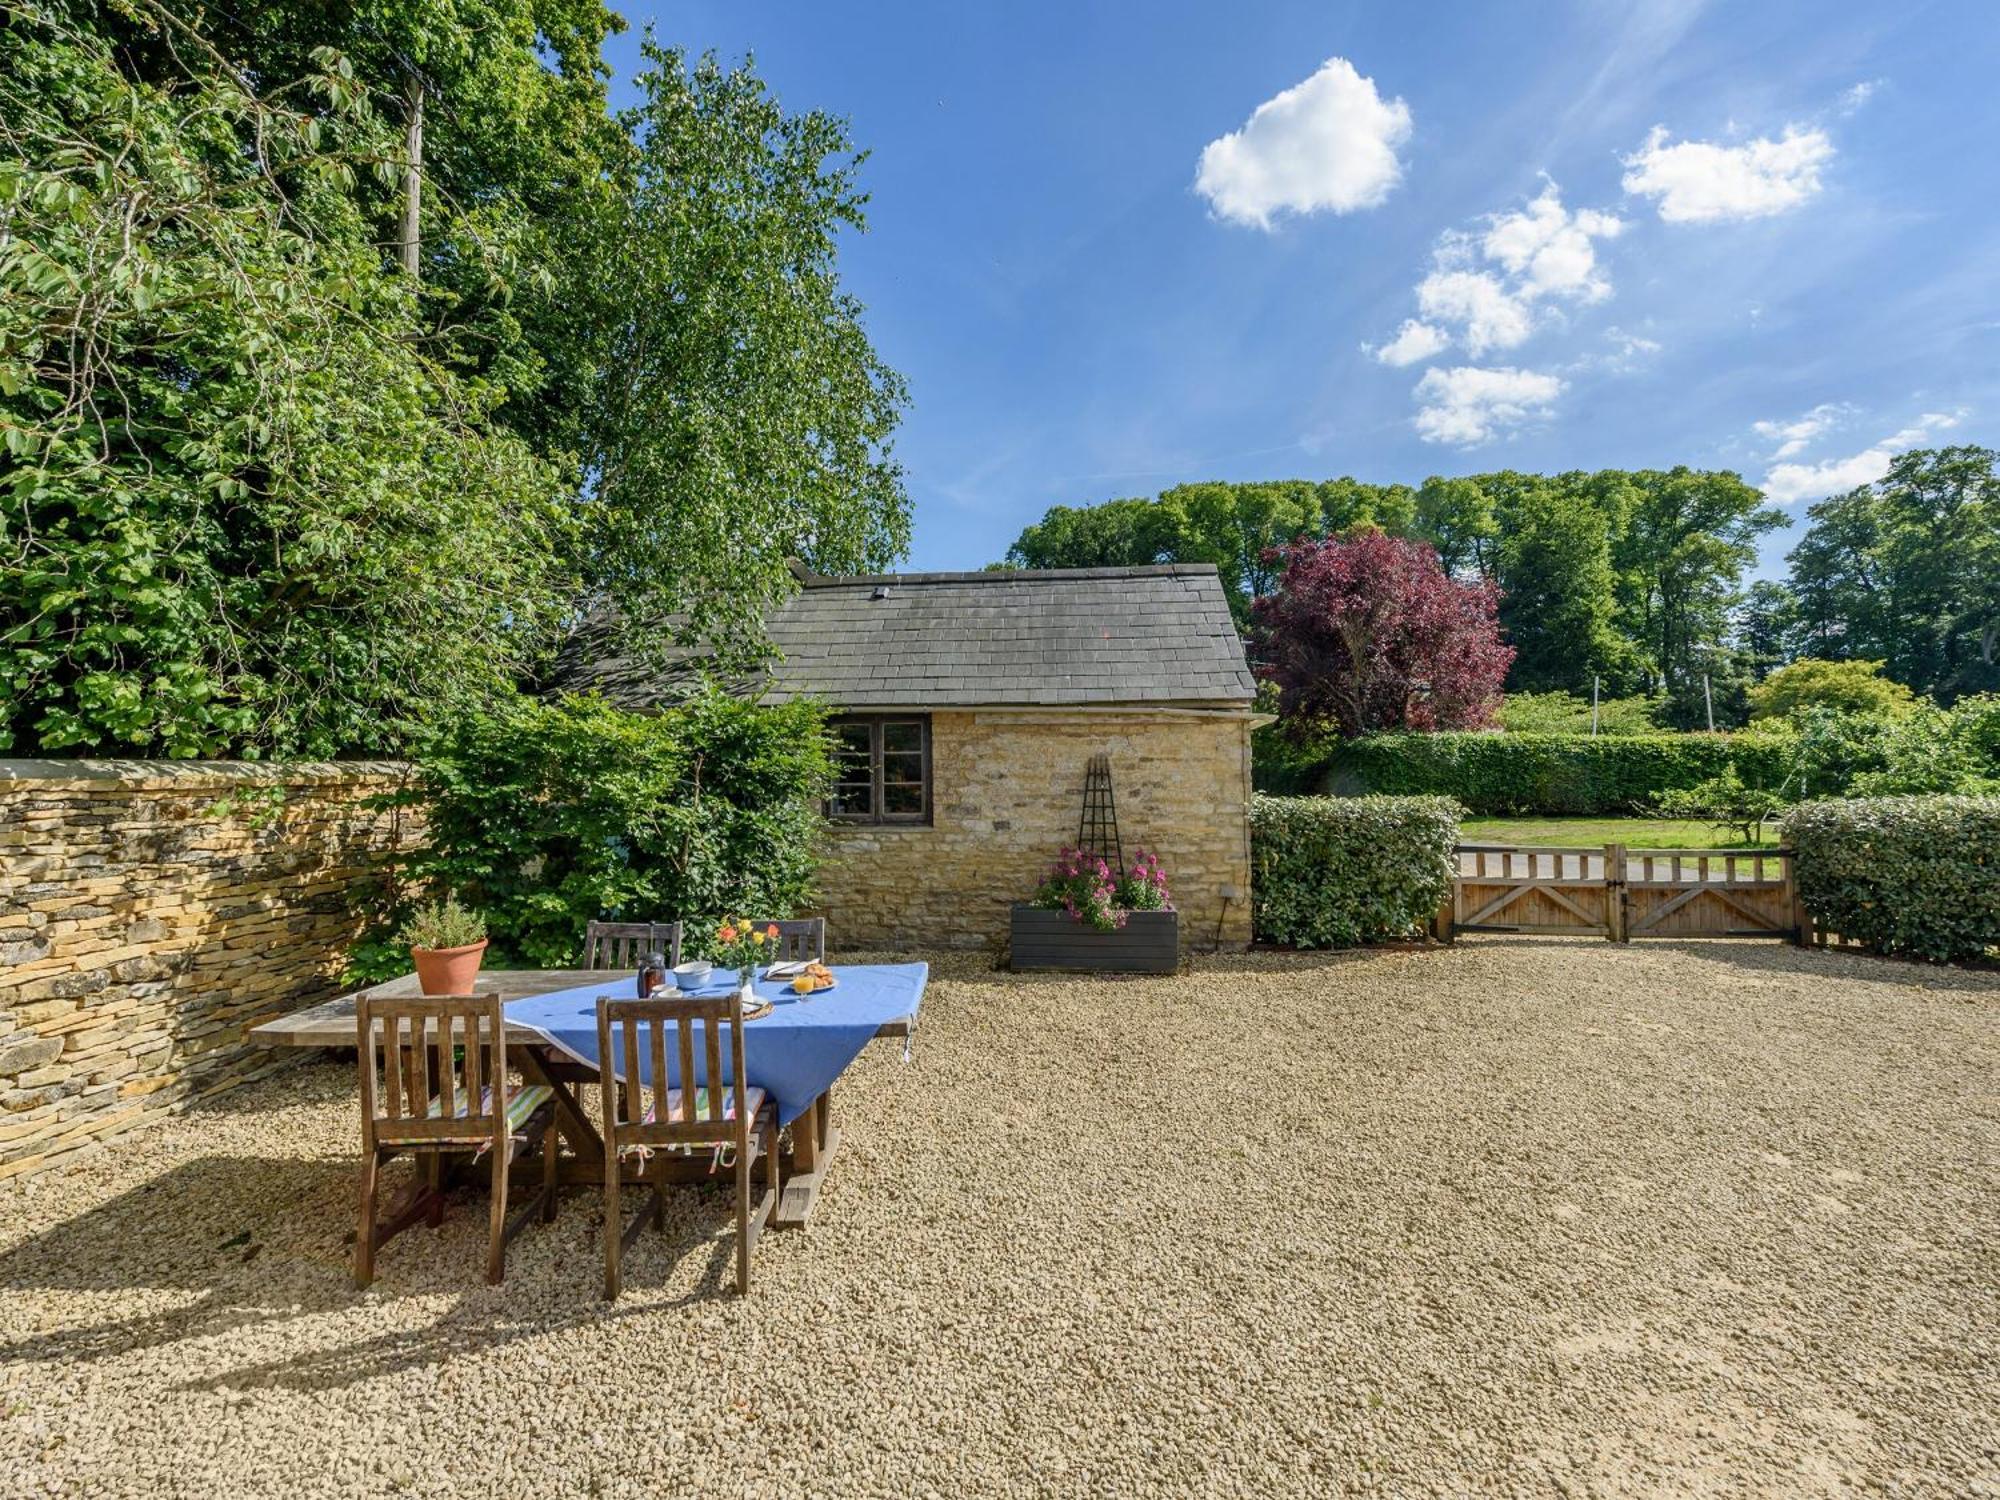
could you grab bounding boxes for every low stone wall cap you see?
[0,758,412,785]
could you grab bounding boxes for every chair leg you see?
[603,1141,623,1301]
[735,1135,753,1295]
[354,1150,380,1289]
[541,1117,559,1224]
[486,1140,510,1286]
[424,1153,444,1228]
[765,1121,782,1213]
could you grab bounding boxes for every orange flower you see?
[764,923,779,939]
[719,924,737,943]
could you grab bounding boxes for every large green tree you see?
[1001,497,1170,572]
[1494,482,1619,691]
[566,42,911,671]
[1003,476,1415,623]
[97,0,629,458]
[0,2,570,756]
[1610,467,1783,696]
[1786,447,1999,699]
[2,3,913,754]
[1411,475,1496,580]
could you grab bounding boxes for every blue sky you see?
[603,1,2000,577]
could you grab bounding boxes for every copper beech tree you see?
[1252,531,1515,738]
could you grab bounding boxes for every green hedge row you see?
[1285,731,1792,815]
[1785,796,2000,964]
[1251,794,1460,948]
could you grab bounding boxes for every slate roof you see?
[564,564,1257,711]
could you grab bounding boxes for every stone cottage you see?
[574,564,1259,950]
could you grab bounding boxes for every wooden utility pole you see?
[399,72,424,278]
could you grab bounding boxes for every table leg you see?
[514,1046,605,1185]
[773,1089,840,1231]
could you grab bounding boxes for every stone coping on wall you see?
[0,758,412,789]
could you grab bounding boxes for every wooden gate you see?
[1441,844,1802,942]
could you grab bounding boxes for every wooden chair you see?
[354,992,557,1288]
[744,917,825,963]
[584,920,683,971]
[596,992,779,1298]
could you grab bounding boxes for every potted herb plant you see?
[398,896,489,994]
[1011,848,1178,973]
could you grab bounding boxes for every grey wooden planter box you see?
[1009,905,1179,973]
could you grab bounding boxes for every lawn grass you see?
[1459,816,1778,850]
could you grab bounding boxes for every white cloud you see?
[1760,411,1961,503]
[1413,366,1564,445]
[1605,328,1661,357]
[1195,58,1412,229]
[1840,80,1882,113]
[1369,319,1450,367]
[1416,270,1535,355]
[1622,124,1834,222]
[1480,185,1625,301]
[1753,402,1850,459]
[1373,183,1623,365]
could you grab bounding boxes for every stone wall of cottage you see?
[818,710,1254,953]
[0,760,414,1182]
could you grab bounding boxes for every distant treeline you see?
[997,447,2000,722]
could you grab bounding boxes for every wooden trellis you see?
[1076,754,1123,870]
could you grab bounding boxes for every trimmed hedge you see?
[1309,731,1792,815]
[1251,793,1460,948]
[1784,796,2000,964]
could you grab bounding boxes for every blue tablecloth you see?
[504,963,927,1126]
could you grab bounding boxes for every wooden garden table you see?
[249,967,918,1229]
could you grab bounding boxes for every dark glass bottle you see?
[638,952,668,997]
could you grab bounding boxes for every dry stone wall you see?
[0,761,413,1181]
[818,709,1254,952]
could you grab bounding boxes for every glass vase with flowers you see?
[713,918,781,1000]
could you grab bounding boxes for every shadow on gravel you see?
[0,1151,741,1389]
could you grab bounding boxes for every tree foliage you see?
[1748,659,1917,721]
[1251,532,1513,738]
[352,690,834,978]
[1,2,570,756]
[2,2,911,757]
[999,465,1783,706]
[1782,447,1999,700]
[1004,478,1414,624]
[566,43,911,673]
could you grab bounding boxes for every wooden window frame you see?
[828,714,932,826]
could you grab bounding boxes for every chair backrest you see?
[357,992,508,1151]
[596,993,752,1150]
[745,917,824,963]
[584,920,683,971]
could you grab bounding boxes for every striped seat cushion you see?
[638,1085,766,1130]
[384,1083,552,1140]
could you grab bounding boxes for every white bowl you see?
[671,961,713,991]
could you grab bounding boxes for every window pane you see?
[833,722,873,785]
[830,781,873,817]
[884,781,924,815]
[882,750,924,785]
[882,721,923,755]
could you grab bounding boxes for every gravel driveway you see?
[2,940,1995,1498]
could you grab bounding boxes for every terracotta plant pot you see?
[410,938,488,995]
